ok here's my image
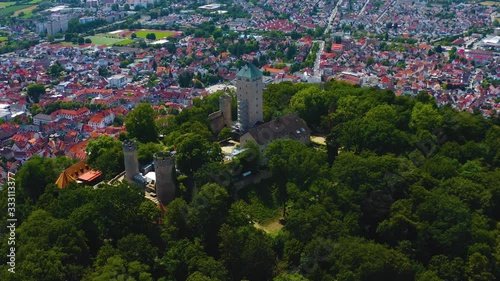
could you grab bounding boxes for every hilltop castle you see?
[209,63,264,135]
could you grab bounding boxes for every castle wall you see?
[209,111,226,135]
[208,94,232,135]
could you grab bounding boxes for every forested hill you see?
[2,80,500,281]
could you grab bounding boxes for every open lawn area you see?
[253,218,284,236]
[0,5,30,16]
[481,1,500,6]
[238,178,283,225]
[99,33,121,39]
[0,37,7,42]
[106,29,179,40]
[85,36,127,46]
[0,2,15,8]
[14,5,37,17]
[113,39,135,46]
[133,30,176,39]
[311,135,326,146]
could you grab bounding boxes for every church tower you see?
[236,63,263,131]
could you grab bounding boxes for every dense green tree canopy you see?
[27,83,46,103]
[125,103,158,143]
[219,224,275,281]
[16,156,75,202]
[3,80,500,281]
[175,133,223,175]
[137,142,164,165]
[85,135,124,179]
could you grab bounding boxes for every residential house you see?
[33,113,56,125]
[88,109,115,129]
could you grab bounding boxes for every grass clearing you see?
[254,218,284,236]
[133,30,175,39]
[0,2,15,8]
[243,197,282,225]
[113,39,135,46]
[14,5,37,16]
[481,1,500,6]
[0,5,30,16]
[85,36,125,46]
[311,135,326,146]
[99,32,122,39]
[237,178,282,225]
[0,37,7,42]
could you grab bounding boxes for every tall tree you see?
[161,239,228,281]
[137,142,164,165]
[85,135,124,179]
[17,156,75,201]
[85,255,153,281]
[117,234,158,265]
[125,103,158,143]
[48,62,64,78]
[219,224,275,281]
[265,139,327,216]
[289,85,336,126]
[300,236,413,280]
[188,183,229,253]
[235,140,262,173]
[175,133,222,175]
[27,83,45,103]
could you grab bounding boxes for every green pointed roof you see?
[236,63,262,79]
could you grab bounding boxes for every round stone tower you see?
[123,139,139,182]
[153,151,176,205]
[219,94,232,128]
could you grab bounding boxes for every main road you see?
[358,0,371,18]
[312,40,325,78]
[376,0,397,23]
[324,0,344,35]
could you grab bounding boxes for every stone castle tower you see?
[153,151,176,205]
[236,63,263,131]
[208,94,232,135]
[219,94,232,128]
[123,139,139,183]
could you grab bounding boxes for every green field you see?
[0,36,7,42]
[113,39,135,46]
[237,179,282,225]
[85,36,127,46]
[0,2,15,8]
[14,4,37,17]
[0,5,30,16]
[101,33,121,39]
[481,1,500,6]
[133,30,175,39]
